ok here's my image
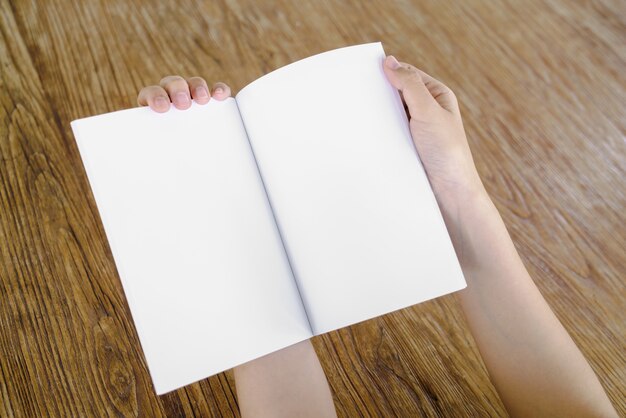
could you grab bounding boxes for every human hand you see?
[383,56,485,212]
[383,58,618,418]
[137,76,232,112]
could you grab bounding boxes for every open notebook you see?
[71,42,466,394]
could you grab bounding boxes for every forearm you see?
[234,340,337,418]
[439,186,617,417]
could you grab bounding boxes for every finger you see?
[383,56,436,118]
[211,82,232,101]
[159,75,192,109]
[415,68,459,113]
[384,56,459,114]
[187,76,211,104]
[137,85,171,113]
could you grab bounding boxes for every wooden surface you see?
[1,0,624,416]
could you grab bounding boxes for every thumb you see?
[383,56,436,117]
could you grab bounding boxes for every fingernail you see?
[154,96,169,110]
[175,92,191,107]
[214,87,224,95]
[195,86,209,99]
[386,55,400,69]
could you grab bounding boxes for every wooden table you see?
[1,0,624,416]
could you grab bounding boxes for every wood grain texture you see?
[1,0,624,416]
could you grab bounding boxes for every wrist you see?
[432,169,488,219]
[421,140,486,218]
[433,178,494,264]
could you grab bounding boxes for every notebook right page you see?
[236,43,466,335]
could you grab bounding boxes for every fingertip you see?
[193,86,210,104]
[211,82,232,101]
[212,90,227,101]
[151,95,170,113]
[385,55,401,70]
[187,76,211,105]
[383,60,402,90]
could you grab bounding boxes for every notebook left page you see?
[71,99,312,395]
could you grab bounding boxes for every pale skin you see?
[137,57,618,417]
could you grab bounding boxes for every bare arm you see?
[234,340,336,418]
[383,56,618,417]
[448,189,617,417]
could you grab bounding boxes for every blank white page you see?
[236,43,466,335]
[71,99,311,394]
